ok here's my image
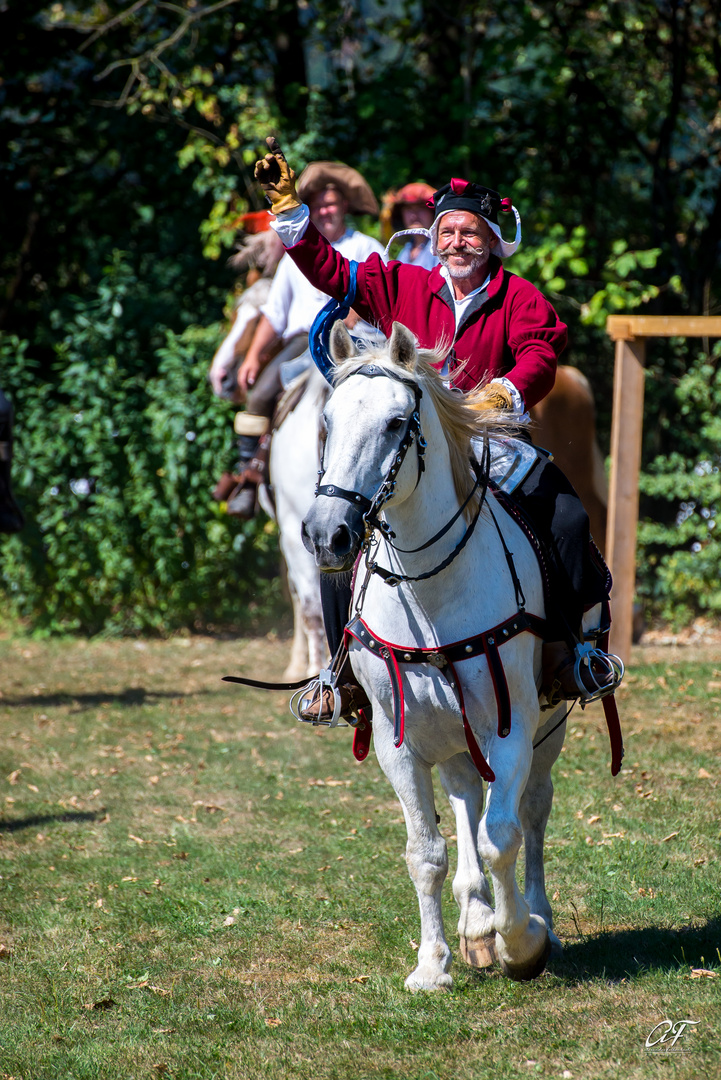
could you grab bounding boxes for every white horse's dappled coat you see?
[302,321,568,990]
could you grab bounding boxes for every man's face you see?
[309,188,348,243]
[400,202,434,231]
[436,211,497,280]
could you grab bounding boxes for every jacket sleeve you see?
[287,222,399,333]
[504,283,567,409]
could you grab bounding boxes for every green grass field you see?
[0,626,719,1079]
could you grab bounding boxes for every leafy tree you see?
[1,0,719,630]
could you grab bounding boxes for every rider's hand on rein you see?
[468,382,514,412]
[254,136,302,214]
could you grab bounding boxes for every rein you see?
[367,445,490,588]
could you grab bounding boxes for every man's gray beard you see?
[438,249,487,279]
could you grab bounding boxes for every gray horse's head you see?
[301,321,420,572]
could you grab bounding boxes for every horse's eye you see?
[387,416,405,432]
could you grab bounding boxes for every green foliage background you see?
[1,0,719,632]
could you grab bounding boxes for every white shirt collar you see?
[440,266,491,305]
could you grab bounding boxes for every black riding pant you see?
[511,458,608,641]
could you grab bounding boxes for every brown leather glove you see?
[254,136,302,214]
[468,381,515,412]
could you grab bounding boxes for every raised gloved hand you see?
[254,136,302,214]
[468,380,515,412]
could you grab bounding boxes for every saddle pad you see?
[474,434,550,495]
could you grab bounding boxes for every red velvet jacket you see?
[287,222,567,407]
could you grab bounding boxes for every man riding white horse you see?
[228,161,386,518]
[253,137,621,717]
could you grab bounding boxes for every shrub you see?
[0,259,281,634]
[636,344,721,624]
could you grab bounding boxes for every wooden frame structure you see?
[605,315,721,663]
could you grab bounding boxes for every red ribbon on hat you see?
[500,197,513,212]
[450,178,471,195]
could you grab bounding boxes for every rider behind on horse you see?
[208,211,285,403]
[381,182,439,270]
[253,138,621,715]
[228,161,386,519]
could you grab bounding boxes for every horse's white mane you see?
[333,338,518,520]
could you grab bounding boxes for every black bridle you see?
[314,363,490,589]
[315,363,426,529]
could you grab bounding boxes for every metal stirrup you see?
[290,668,348,728]
[573,642,625,704]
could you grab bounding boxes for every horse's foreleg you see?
[437,753,497,968]
[301,603,327,677]
[282,580,309,682]
[480,723,550,980]
[374,725,452,991]
[519,710,566,958]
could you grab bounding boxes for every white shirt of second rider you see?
[261,226,386,342]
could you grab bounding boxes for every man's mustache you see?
[439,246,483,258]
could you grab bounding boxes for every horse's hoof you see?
[404,970,453,992]
[498,931,552,982]
[459,934,497,969]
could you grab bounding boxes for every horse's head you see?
[301,321,425,572]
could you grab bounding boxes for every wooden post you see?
[606,337,646,664]
[604,316,721,663]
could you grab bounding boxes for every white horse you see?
[301,321,570,990]
[263,365,330,679]
[209,294,329,681]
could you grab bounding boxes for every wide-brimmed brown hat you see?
[296,161,379,216]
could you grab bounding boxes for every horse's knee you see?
[479,814,522,870]
[406,835,448,892]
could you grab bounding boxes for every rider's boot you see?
[300,575,369,723]
[297,677,370,723]
[227,415,270,519]
[541,604,624,708]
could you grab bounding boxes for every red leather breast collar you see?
[345,609,546,782]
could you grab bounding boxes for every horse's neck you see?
[357,404,540,642]
[380,408,475,564]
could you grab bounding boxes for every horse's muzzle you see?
[301,500,364,572]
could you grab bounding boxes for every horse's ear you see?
[329,319,359,363]
[388,322,417,371]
